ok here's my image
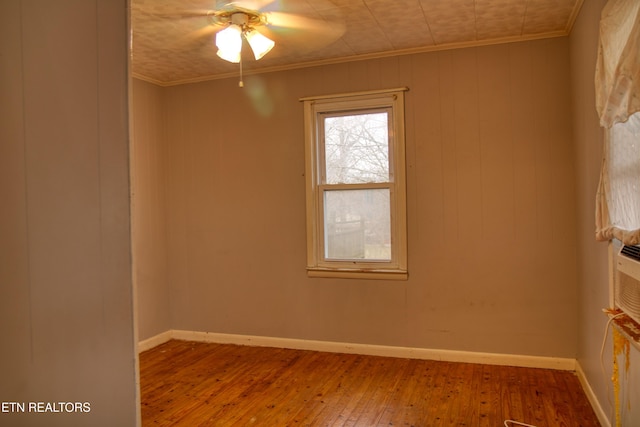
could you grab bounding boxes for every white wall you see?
[0,1,138,426]
[570,0,640,425]
[134,37,580,359]
[569,0,611,421]
[132,79,171,341]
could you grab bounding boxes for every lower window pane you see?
[324,189,391,261]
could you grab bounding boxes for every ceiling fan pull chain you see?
[239,56,244,88]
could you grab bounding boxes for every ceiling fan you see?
[208,4,274,64]
[147,0,346,86]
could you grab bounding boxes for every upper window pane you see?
[323,111,390,184]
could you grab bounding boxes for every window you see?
[595,0,640,245]
[301,88,408,279]
[605,114,640,232]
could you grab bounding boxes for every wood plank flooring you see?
[139,340,600,426]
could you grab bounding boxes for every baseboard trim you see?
[141,329,576,371]
[138,330,173,353]
[575,361,611,427]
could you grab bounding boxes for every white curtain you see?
[595,0,640,245]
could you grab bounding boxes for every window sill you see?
[307,267,408,280]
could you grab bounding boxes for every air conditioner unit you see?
[615,244,640,325]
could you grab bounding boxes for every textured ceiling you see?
[131,0,584,86]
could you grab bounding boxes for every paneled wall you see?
[569,0,610,417]
[571,1,640,425]
[135,37,578,358]
[132,79,171,340]
[0,1,137,426]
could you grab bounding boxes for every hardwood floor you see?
[140,340,600,426]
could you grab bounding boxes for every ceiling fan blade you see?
[269,12,334,31]
[131,6,212,21]
[264,11,345,40]
[174,24,219,47]
[216,0,276,12]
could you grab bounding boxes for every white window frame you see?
[301,88,408,280]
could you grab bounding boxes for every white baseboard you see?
[138,330,173,353]
[575,361,611,427]
[141,329,576,371]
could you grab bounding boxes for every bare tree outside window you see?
[324,112,390,184]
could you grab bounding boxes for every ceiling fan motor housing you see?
[231,12,249,27]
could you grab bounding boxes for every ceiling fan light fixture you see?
[245,29,275,60]
[215,24,242,63]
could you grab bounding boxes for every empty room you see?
[2,0,639,426]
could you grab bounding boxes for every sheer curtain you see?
[595,0,640,245]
